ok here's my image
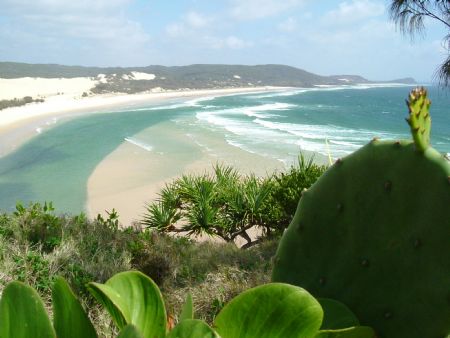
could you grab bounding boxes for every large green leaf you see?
[167,319,219,338]
[117,325,144,338]
[52,277,97,338]
[0,281,56,338]
[87,283,128,329]
[87,271,166,338]
[179,293,194,322]
[214,283,323,338]
[315,326,376,337]
[317,298,359,330]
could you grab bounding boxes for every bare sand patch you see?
[86,121,285,228]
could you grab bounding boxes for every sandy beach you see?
[0,76,289,226]
[86,120,285,227]
[0,76,286,156]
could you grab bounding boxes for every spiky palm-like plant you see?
[142,184,181,231]
[389,0,450,86]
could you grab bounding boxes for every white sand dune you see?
[0,77,282,130]
[130,72,156,80]
[0,77,96,100]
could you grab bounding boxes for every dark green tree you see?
[389,0,450,85]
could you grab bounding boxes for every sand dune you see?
[0,77,96,101]
[0,76,282,130]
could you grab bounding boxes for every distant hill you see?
[0,62,416,94]
[383,77,416,84]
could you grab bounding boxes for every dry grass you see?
[0,206,278,335]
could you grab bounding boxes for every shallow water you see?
[0,85,448,214]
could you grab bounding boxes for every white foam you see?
[248,83,415,99]
[196,102,295,121]
[226,139,258,154]
[247,89,310,99]
[196,111,282,139]
[145,96,217,111]
[328,140,360,148]
[124,137,153,151]
[185,133,214,153]
[192,87,423,160]
[147,102,193,110]
[45,117,58,125]
[250,118,410,157]
[240,103,295,118]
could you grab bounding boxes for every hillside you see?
[0,62,416,94]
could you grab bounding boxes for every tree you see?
[389,0,450,86]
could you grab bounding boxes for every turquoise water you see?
[0,106,198,213]
[188,85,449,160]
[0,85,448,214]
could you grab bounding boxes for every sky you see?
[0,0,448,82]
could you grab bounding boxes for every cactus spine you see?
[272,88,450,338]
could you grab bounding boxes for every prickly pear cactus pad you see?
[272,90,450,338]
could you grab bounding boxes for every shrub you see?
[267,155,327,232]
[142,157,327,248]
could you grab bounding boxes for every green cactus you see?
[272,87,450,338]
[406,87,432,152]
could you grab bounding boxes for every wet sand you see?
[86,120,285,227]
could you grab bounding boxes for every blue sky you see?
[0,0,448,82]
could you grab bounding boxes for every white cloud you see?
[225,36,250,49]
[322,0,385,26]
[229,0,305,21]
[165,10,250,50]
[165,11,212,38]
[278,17,298,32]
[20,14,149,44]
[0,0,151,66]
[185,11,211,29]
[166,23,185,38]
[2,0,132,15]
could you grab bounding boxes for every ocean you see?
[0,85,448,214]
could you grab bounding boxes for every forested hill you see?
[0,62,416,94]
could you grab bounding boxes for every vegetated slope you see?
[0,62,416,94]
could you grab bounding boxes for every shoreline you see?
[86,120,288,227]
[0,85,292,226]
[0,86,287,157]
[0,82,426,227]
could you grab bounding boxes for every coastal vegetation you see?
[0,269,376,337]
[0,96,44,110]
[0,87,445,338]
[142,156,326,248]
[0,154,325,336]
[0,202,279,336]
[0,88,448,337]
[389,0,450,85]
[0,62,415,96]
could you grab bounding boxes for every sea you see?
[0,85,448,214]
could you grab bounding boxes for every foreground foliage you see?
[0,270,376,337]
[273,88,450,337]
[142,156,326,248]
[0,203,277,335]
